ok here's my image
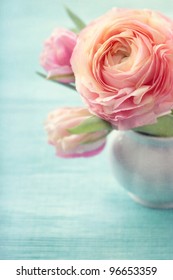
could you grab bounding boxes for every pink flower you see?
[45,107,108,158]
[40,28,77,83]
[71,9,173,129]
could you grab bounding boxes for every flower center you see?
[112,50,129,65]
[104,40,131,70]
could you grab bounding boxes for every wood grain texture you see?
[0,0,173,260]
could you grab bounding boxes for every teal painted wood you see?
[0,0,173,260]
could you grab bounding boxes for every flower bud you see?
[45,107,109,158]
[40,28,77,83]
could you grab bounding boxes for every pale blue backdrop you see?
[0,0,173,260]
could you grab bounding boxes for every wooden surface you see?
[0,0,173,260]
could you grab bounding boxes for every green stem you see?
[36,71,76,91]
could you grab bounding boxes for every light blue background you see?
[0,0,173,260]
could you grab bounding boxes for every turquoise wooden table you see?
[0,0,173,260]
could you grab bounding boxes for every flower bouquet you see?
[39,8,173,207]
[39,7,173,158]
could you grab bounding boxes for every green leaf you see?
[36,71,47,79]
[36,71,76,91]
[134,114,173,137]
[65,6,86,32]
[68,116,112,134]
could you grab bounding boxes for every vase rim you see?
[115,130,173,147]
[131,130,173,140]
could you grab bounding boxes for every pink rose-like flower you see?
[45,107,108,158]
[40,28,77,83]
[71,9,173,129]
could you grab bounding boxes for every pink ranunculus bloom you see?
[40,28,77,83]
[45,107,108,158]
[71,9,173,130]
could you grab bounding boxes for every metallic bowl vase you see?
[110,130,173,208]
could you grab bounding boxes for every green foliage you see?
[65,6,86,32]
[68,116,112,134]
[134,114,173,137]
